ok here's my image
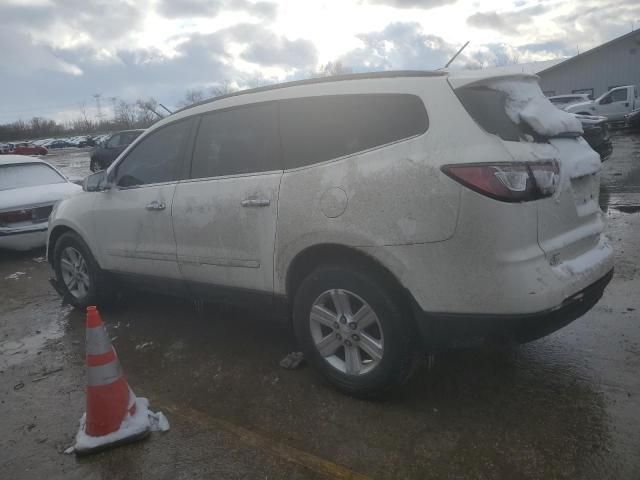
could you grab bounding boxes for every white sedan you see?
[0,155,81,251]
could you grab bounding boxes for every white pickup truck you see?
[566,85,638,121]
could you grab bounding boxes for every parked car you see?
[0,156,81,251]
[548,93,591,109]
[575,114,613,161]
[625,108,640,129]
[78,136,97,148]
[0,143,10,154]
[47,140,72,149]
[89,130,145,172]
[10,142,48,156]
[566,85,639,121]
[47,71,613,396]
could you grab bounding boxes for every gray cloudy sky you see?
[1,0,638,123]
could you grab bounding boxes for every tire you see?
[293,265,415,398]
[53,231,113,310]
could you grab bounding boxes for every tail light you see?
[441,161,559,202]
[0,209,33,226]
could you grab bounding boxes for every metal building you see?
[537,30,640,99]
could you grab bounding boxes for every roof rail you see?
[174,70,446,114]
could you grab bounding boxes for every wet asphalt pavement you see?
[2,136,640,479]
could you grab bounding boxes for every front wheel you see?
[53,232,112,309]
[293,265,415,398]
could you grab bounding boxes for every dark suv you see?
[89,130,144,172]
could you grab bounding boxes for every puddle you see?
[612,205,640,214]
[0,318,66,368]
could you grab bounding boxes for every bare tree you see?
[136,97,163,126]
[492,50,520,67]
[210,80,237,97]
[114,100,137,129]
[315,61,352,77]
[177,88,206,108]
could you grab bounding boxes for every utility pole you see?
[93,94,105,122]
[109,97,118,121]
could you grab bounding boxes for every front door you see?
[597,88,629,121]
[92,118,193,280]
[172,102,283,295]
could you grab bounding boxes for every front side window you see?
[115,120,190,188]
[280,94,428,169]
[610,89,627,102]
[191,103,280,179]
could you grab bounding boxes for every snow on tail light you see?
[441,161,559,202]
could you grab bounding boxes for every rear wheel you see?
[53,232,113,309]
[293,265,415,397]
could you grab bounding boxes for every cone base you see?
[74,428,150,456]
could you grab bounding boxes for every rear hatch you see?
[449,74,603,264]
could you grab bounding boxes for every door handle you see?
[146,200,166,211]
[241,198,270,207]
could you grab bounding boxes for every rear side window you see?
[191,103,280,179]
[280,94,428,169]
[456,87,525,142]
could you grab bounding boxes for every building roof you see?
[450,59,565,78]
[539,29,640,74]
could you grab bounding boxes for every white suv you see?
[47,71,613,396]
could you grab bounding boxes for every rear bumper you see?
[0,226,47,251]
[417,268,613,350]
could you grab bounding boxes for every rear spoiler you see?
[448,73,540,90]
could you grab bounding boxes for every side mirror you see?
[83,170,110,192]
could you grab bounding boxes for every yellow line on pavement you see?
[162,403,371,480]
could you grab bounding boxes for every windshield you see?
[0,163,66,191]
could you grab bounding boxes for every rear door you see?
[172,102,283,295]
[91,118,193,280]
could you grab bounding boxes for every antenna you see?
[443,41,470,69]
[159,103,173,114]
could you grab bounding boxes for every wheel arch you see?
[47,225,94,266]
[285,243,421,334]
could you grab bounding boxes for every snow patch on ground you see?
[489,79,583,137]
[4,271,26,280]
[65,397,169,454]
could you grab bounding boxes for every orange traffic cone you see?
[67,306,154,455]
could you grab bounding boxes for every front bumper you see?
[417,268,613,350]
